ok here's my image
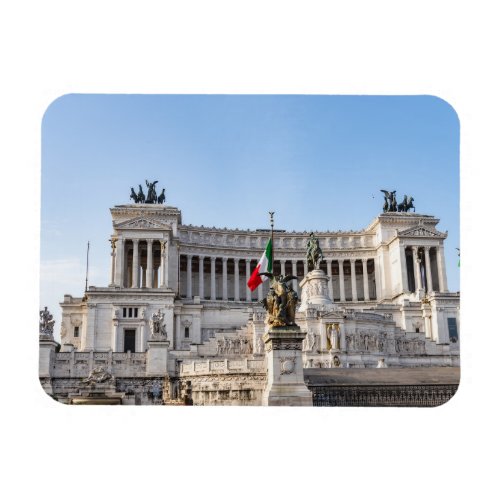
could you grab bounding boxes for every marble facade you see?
[40,202,460,405]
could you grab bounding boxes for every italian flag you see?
[247,239,273,291]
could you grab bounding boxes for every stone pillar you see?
[292,260,298,294]
[175,313,181,350]
[222,257,228,300]
[436,245,449,292]
[139,321,146,352]
[280,260,286,276]
[257,281,263,301]
[245,259,251,301]
[115,238,124,287]
[186,254,193,299]
[161,240,168,288]
[422,302,433,339]
[327,260,334,301]
[400,244,409,293]
[262,328,313,406]
[412,247,423,290]
[424,247,433,293]
[374,256,382,301]
[198,256,205,299]
[338,259,346,302]
[362,258,369,301]
[210,257,216,300]
[132,239,139,288]
[234,258,240,301]
[84,303,96,350]
[109,239,117,286]
[146,239,154,288]
[303,259,308,278]
[111,316,119,352]
[350,259,358,302]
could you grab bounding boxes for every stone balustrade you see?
[180,358,266,376]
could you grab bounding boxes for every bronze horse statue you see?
[137,185,146,203]
[397,195,415,212]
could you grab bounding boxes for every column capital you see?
[245,258,252,263]
[187,254,193,261]
[198,254,205,260]
[362,257,368,263]
[233,256,240,263]
[211,256,217,262]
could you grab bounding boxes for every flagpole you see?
[269,211,274,275]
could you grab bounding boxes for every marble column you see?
[257,280,263,301]
[424,247,433,293]
[222,257,228,300]
[245,259,251,301]
[198,256,205,299]
[146,239,154,288]
[132,239,140,288]
[114,238,124,287]
[280,260,286,276]
[175,313,181,350]
[186,254,193,299]
[400,244,409,293]
[292,260,298,294]
[234,258,240,301]
[109,239,116,286]
[350,259,358,302]
[362,258,369,301]
[327,259,334,301]
[303,259,308,279]
[436,245,448,292]
[412,247,423,290]
[210,257,216,300]
[338,259,346,302]
[161,240,168,288]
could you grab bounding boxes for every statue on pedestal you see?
[39,306,55,339]
[259,273,298,328]
[306,233,323,271]
[150,309,167,340]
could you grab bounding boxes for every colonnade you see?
[110,238,168,289]
[180,255,378,303]
[401,244,448,293]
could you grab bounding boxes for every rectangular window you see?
[128,307,133,318]
[74,326,80,338]
[123,307,126,318]
[184,327,190,338]
[447,317,459,343]
[124,329,136,353]
[134,308,138,318]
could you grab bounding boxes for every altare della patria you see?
[39,181,460,406]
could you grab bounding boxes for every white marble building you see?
[40,201,460,405]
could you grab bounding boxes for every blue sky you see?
[41,94,459,332]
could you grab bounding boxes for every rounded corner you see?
[41,93,77,129]
[37,377,70,406]
[421,94,460,128]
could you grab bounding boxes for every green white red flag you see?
[247,239,272,291]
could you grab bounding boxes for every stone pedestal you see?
[146,340,170,376]
[299,269,332,311]
[39,338,59,378]
[262,327,313,406]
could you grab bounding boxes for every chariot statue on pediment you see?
[380,190,398,212]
